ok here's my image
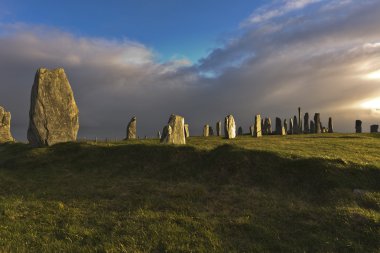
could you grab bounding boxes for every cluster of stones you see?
[4,67,380,146]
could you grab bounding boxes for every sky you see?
[1,0,380,140]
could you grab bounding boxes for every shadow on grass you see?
[0,142,379,252]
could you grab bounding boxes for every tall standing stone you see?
[237,126,243,136]
[216,121,222,136]
[203,125,210,137]
[209,126,214,136]
[263,117,272,135]
[298,107,302,134]
[314,113,321,133]
[310,120,315,133]
[289,118,294,134]
[328,117,333,133]
[261,119,264,133]
[293,116,299,134]
[27,68,79,147]
[284,119,288,134]
[370,125,379,133]
[0,106,14,143]
[355,120,362,133]
[253,114,262,138]
[157,131,161,139]
[304,113,310,133]
[184,124,190,138]
[126,116,137,139]
[160,114,186,144]
[275,117,282,135]
[224,115,236,139]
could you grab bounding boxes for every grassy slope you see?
[0,134,379,253]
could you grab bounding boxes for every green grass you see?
[0,133,379,252]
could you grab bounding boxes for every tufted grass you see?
[0,133,379,252]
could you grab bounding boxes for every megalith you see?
[253,114,262,137]
[224,115,236,139]
[160,114,186,144]
[304,113,310,133]
[126,116,137,139]
[184,124,190,138]
[216,121,222,136]
[355,120,362,133]
[328,117,333,133]
[203,124,210,137]
[27,68,79,147]
[314,113,321,133]
[0,106,14,143]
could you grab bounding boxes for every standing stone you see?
[249,125,254,136]
[224,115,236,139]
[370,125,379,133]
[328,117,333,133]
[0,106,14,143]
[298,107,302,134]
[293,116,299,134]
[253,114,262,138]
[203,124,210,137]
[160,114,186,144]
[209,126,214,136]
[284,119,288,134]
[289,118,294,134]
[281,127,287,136]
[310,120,315,133]
[314,113,321,133]
[216,121,222,136]
[261,119,264,133]
[157,131,161,139]
[263,117,272,135]
[126,116,137,139]
[304,113,310,133]
[237,126,243,136]
[184,124,190,138]
[27,68,79,147]
[275,117,282,135]
[355,120,362,133]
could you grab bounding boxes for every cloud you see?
[1,0,380,141]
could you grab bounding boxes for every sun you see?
[361,98,380,110]
[364,70,380,80]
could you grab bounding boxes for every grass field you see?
[0,134,379,252]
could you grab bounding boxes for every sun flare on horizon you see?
[361,97,380,110]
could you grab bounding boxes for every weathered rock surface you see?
[298,107,302,134]
[216,121,222,136]
[126,116,137,139]
[370,125,379,133]
[238,126,243,136]
[293,116,299,134]
[310,120,315,133]
[304,113,310,133]
[356,120,362,133]
[203,124,210,137]
[0,106,14,143]
[157,131,161,139]
[284,119,288,134]
[209,126,214,136]
[275,117,282,135]
[281,126,287,136]
[184,124,190,138]
[289,118,294,134]
[328,117,333,133]
[263,117,272,135]
[253,114,262,138]
[314,113,321,133]
[27,68,79,147]
[224,115,236,139]
[161,114,186,144]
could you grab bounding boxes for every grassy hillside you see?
[0,134,379,252]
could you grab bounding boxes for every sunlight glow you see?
[361,98,380,110]
[364,70,380,80]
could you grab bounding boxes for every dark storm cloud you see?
[1,0,380,141]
